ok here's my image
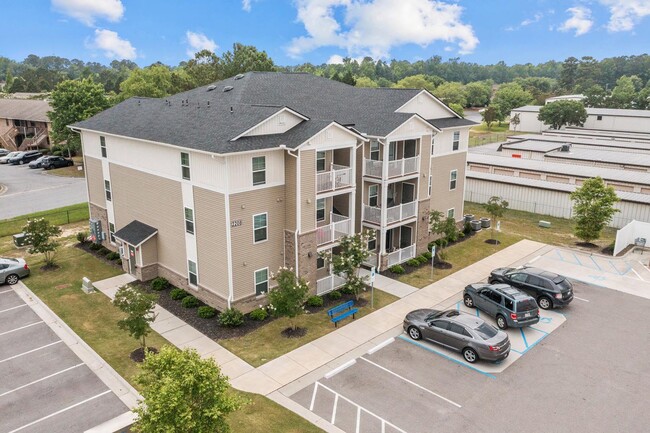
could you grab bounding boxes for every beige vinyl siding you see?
[85,156,106,208]
[109,163,186,275]
[284,152,297,232]
[419,134,431,199]
[228,150,284,193]
[141,238,158,265]
[229,185,286,301]
[300,149,316,232]
[430,152,466,220]
[193,187,229,300]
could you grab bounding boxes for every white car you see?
[0,151,20,164]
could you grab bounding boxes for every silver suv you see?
[403,309,510,363]
[463,283,539,329]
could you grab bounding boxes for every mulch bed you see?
[130,347,159,362]
[485,239,501,245]
[39,263,60,271]
[76,242,123,269]
[281,327,307,338]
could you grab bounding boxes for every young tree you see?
[510,113,521,131]
[268,267,309,331]
[537,100,587,130]
[113,285,158,353]
[483,196,509,242]
[48,78,110,152]
[482,106,499,130]
[22,218,62,267]
[323,230,374,300]
[429,211,456,259]
[133,346,242,433]
[570,177,619,244]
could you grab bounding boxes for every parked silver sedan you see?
[403,309,510,363]
[0,257,30,285]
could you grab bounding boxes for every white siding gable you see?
[386,116,435,141]
[396,91,457,120]
[301,123,359,151]
[432,128,470,155]
[228,150,285,193]
[239,109,305,138]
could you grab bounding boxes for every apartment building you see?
[72,72,474,311]
[0,99,52,150]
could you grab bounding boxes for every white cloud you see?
[89,29,136,59]
[242,0,253,12]
[559,6,593,36]
[52,0,124,26]
[287,0,478,59]
[185,31,218,57]
[599,0,650,31]
[327,54,345,64]
[505,11,543,31]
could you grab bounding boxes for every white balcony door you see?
[400,226,412,249]
[388,142,397,161]
[385,228,393,251]
[404,139,417,158]
[402,182,415,204]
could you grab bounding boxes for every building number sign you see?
[231,219,242,227]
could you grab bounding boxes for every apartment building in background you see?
[72,72,474,311]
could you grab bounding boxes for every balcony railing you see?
[387,245,416,267]
[363,252,378,268]
[317,165,352,193]
[316,214,352,245]
[363,202,417,225]
[364,156,420,179]
[317,274,347,295]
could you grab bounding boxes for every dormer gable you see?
[231,107,309,140]
[395,90,459,120]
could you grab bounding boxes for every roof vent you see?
[560,143,571,152]
[223,86,234,92]
[207,85,217,91]
[234,74,245,80]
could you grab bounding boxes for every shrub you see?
[339,287,355,295]
[422,251,432,260]
[416,255,428,265]
[219,308,244,327]
[427,241,436,251]
[76,231,88,243]
[306,296,324,307]
[249,307,268,321]
[327,290,342,300]
[106,252,120,261]
[438,250,449,261]
[89,243,103,251]
[97,246,111,256]
[151,277,170,291]
[406,258,420,267]
[463,222,472,235]
[181,296,200,308]
[389,264,405,274]
[170,288,188,300]
[435,238,448,248]
[197,306,216,319]
[446,230,459,243]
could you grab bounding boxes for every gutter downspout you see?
[224,156,234,309]
[284,146,300,275]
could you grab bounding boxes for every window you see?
[368,185,378,207]
[428,175,432,197]
[184,207,194,234]
[449,323,467,336]
[447,208,455,219]
[317,257,325,269]
[100,136,106,158]
[252,156,266,185]
[370,141,380,161]
[109,222,116,243]
[431,136,435,155]
[505,298,514,310]
[368,237,377,251]
[188,260,198,286]
[597,115,603,121]
[317,151,326,172]
[527,276,544,288]
[255,268,268,295]
[316,198,325,222]
[449,170,457,190]
[181,152,190,180]
[452,131,460,151]
[104,180,112,201]
[253,213,267,243]
[388,142,397,161]
[430,320,449,330]
[509,273,528,283]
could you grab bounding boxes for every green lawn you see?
[4,229,325,433]
[469,122,528,147]
[0,203,89,237]
[221,289,398,367]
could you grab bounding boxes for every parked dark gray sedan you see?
[0,257,30,285]
[403,309,510,363]
[464,283,539,329]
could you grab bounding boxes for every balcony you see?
[316,214,353,245]
[387,245,416,267]
[317,165,352,193]
[316,274,347,295]
[363,252,378,268]
[363,202,417,225]
[363,156,419,179]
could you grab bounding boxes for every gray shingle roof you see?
[428,117,477,129]
[113,220,158,246]
[73,72,450,154]
[0,99,51,122]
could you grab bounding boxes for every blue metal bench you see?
[328,300,358,327]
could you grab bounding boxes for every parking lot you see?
[0,286,132,433]
[291,280,650,433]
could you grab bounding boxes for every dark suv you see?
[489,266,573,310]
[9,150,42,165]
[463,283,539,329]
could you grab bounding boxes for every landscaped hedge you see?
[249,307,268,321]
[181,296,200,308]
[170,288,188,300]
[389,264,405,274]
[197,306,217,318]
[151,277,170,291]
[306,295,324,307]
[219,308,244,327]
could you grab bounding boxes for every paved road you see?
[0,163,87,219]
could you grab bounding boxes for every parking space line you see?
[0,363,84,397]
[571,252,583,266]
[312,382,408,433]
[0,289,14,294]
[397,335,496,379]
[573,296,590,302]
[0,304,27,314]
[359,356,462,408]
[7,389,112,433]
[519,328,529,348]
[325,359,356,379]
[589,256,602,271]
[0,340,63,363]
[0,321,44,337]
[529,326,549,335]
[631,268,645,281]
[331,393,339,424]
[367,338,394,355]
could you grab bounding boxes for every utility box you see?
[539,220,551,228]
[13,233,29,247]
[81,277,95,294]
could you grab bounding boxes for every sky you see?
[2,0,650,67]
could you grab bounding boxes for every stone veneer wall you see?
[297,231,318,293]
[88,203,116,251]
